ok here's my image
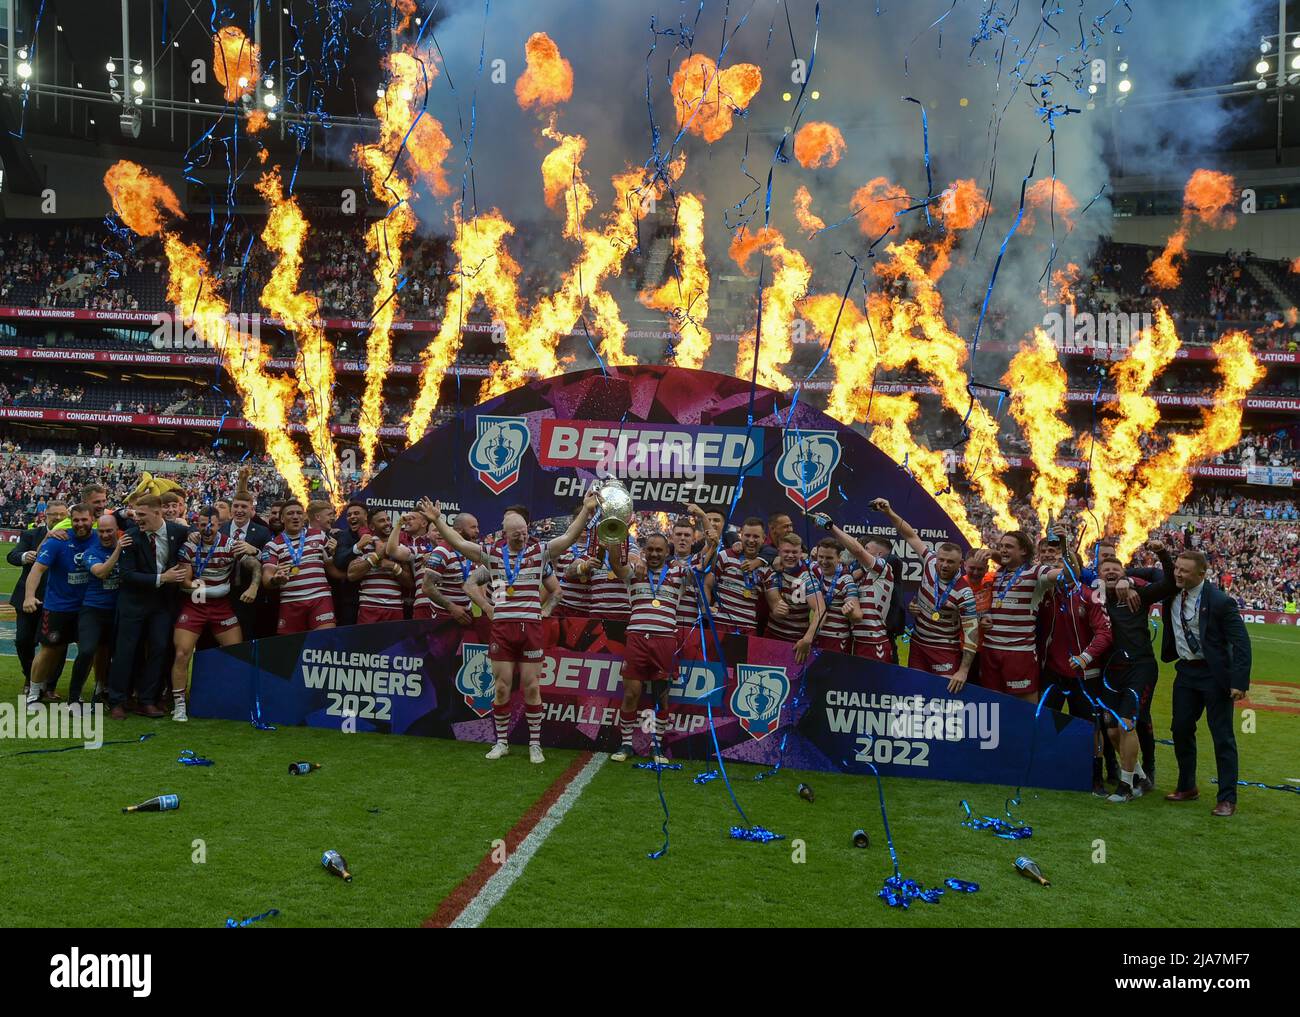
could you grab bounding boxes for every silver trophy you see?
[594,477,634,548]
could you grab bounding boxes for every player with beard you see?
[1096,541,1177,801]
[266,501,287,536]
[173,506,259,721]
[810,538,861,654]
[402,506,479,626]
[384,509,435,621]
[22,504,96,709]
[610,505,714,763]
[705,517,771,635]
[978,530,1068,702]
[428,489,598,763]
[261,500,345,634]
[811,509,895,662]
[762,533,823,663]
[346,509,413,624]
[870,499,980,692]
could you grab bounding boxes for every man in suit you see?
[223,488,273,640]
[107,494,191,719]
[1160,548,1252,817]
[7,501,67,695]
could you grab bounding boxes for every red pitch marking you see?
[1239,682,1300,715]
[423,750,595,928]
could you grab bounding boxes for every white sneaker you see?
[652,752,671,766]
[611,744,634,762]
[172,700,188,723]
[529,744,545,764]
[25,686,42,713]
[485,741,509,760]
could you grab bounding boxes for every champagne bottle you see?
[852,828,870,849]
[322,850,352,882]
[289,761,322,775]
[1014,855,1050,887]
[797,782,815,803]
[122,794,179,814]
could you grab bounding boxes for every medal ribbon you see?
[932,564,960,616]
[819,564,842,601]
[193,536,220,579]
[646,561,670,603]
[501,541,524,589]
[286,528,307,570]
[994,563,1027,604]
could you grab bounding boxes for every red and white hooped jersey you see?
[811,563,859,643]
[851,557,894,645]
[674,553,704,628]
[555,547,594,615]
[762,563,821,641]
[587,557,631,620]
[179,533,239,596]
[910,550,979,652]
[711,549,771,633]
[481,539,552,622]
[983,562,1055,653]
[626,559,689,635]
[261,528,332,604]
[422,540,474,616]
[358,550,406,610]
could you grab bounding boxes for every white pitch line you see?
[450,751,609,929]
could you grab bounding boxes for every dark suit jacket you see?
[223,519,272,550]
[1159,581,1252,691]
[117,520,192,617]
[7,526,47,608]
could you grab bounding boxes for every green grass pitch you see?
[0,616,1296,927]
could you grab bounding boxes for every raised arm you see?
[386,523,411,563]
[869,498,928,559]
[810,511,876,570]
[543,487,599,560]
[424,498,487,564]
[89,537,128,579]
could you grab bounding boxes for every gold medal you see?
[931,610,941,621]
[506,585,515,595]
[290,565,301,576]
[743,589,755,599]
[992,599,1002,609]
[651,598,661,608]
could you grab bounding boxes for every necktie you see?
[1180,593,1201,656]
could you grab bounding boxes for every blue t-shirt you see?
[34,532,96,612]
[80,541,122,610]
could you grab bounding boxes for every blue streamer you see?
[847,749,975,909]
[178,750,216,767]
[225,907,280,928]
[959,798,1032,839]
[3,732,155,759]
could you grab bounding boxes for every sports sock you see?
[525,703,543,747]
[618,708,636,745]
[492,702,511,744]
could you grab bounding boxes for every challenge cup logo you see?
[730,665,791,740]
[468,416,531,494]
[775,430,841,511]
[455,643,495,717]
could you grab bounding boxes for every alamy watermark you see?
[0,699,104,750]
[149,305,263,351]
[1042,307,1154,352]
